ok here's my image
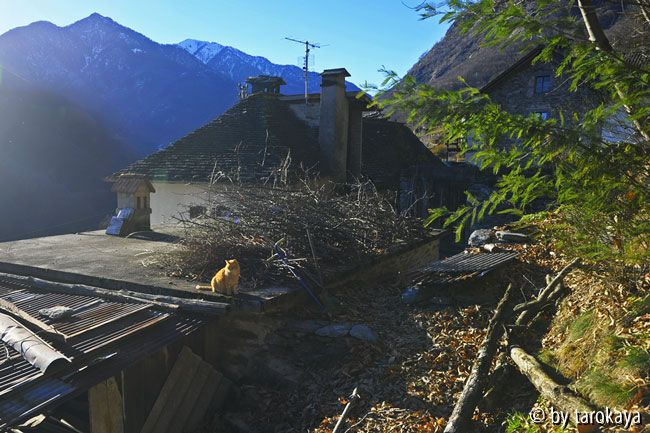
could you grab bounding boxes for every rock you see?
[495,230,530,243]
[349,324,378,342]
[482,243,504,252]
[401,284,423,304]
[468,229,495,246]
[38,306,74,321]
[315,324,351,338]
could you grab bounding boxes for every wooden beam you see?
[89,377,125,433]
[0,273,229,316]
[0,298,65,341]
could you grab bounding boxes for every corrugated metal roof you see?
[422,251,519,274]
[0,277,209,430]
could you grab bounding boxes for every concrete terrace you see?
[0,228,298,311]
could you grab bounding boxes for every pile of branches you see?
[164,176,430,288]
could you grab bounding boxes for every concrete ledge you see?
[0,229,444,314]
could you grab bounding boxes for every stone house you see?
[107,68,447,228]
[451,45,603,164]
[480,45,600,121]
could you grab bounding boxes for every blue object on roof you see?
[106,208,135,236]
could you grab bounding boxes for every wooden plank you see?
[183,369,222,433]
[140,346,200,433]
[122,348,171,433]
[150,348,203,433]
[211,375,232,410]
[61,303,152,339]
[89,377,125,433]
[166,359,213,433]
[87,314,169,355]
[0,273,230,316]
[0,298,64,341]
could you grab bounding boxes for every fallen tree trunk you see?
[443,284,514,433]
[509,346,599,433]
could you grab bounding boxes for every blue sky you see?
[0,0,449,86]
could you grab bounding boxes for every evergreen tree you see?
[376,0,649,263]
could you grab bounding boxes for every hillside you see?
[0,67,136,241]
[0,15,358,157]
[405,2,628,90]
[0,13,238,155]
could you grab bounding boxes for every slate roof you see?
[110,93,442,189]
[110,93,319,183]
[362,118,445,188]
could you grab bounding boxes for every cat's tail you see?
[195,284,212,290]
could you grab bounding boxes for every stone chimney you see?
[319,68,350,182]
[245,75,286,95]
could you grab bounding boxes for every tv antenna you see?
[285,37,325,103]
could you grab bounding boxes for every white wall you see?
[150,182,212,226]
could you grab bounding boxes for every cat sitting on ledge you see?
[196,259,240,295]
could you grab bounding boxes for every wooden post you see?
[89,377,125,433]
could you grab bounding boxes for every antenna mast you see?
[285,37,322,104]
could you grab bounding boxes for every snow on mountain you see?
[178,38,358,94]
[178,39,225,64]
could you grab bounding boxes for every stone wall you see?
[325,234,442,290]
[208,233,443,383]
[486,57,599,122]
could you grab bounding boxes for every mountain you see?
[0,67,137,241]
[404,19,524,91]
[0,13,238,155]
[178,39,359,94]
[0,13,364,243]
[404,2,629,90]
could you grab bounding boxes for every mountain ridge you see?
[177,38,358,94]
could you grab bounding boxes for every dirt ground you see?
[209,243,558,433]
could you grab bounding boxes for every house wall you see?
[150,182,212,226]
[486,60,598,121]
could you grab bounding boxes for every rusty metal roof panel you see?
[0,276,211,429]
[0,314,206,430]
[422,251,519,274]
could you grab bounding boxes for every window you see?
[534,111,549,120]
[534,75,551,94]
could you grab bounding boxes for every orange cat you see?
[195,259,240,295]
